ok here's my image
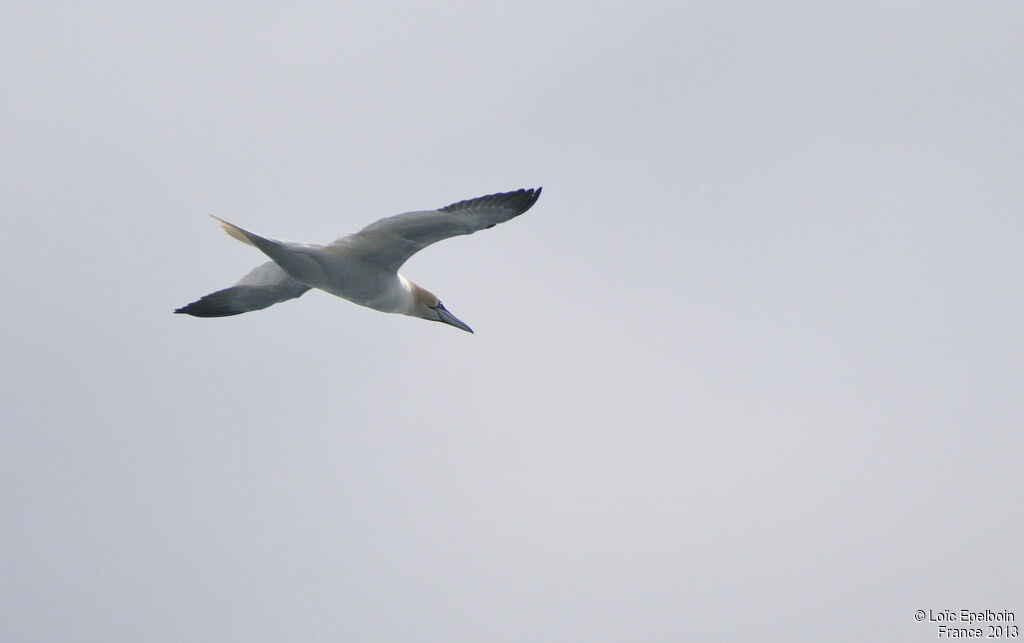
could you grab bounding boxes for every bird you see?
[175,187,542,333]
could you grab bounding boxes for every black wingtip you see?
[439,187,543,215]
[520,186,542,212]
[174,289,249,317]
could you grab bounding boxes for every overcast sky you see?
[2,2,1022,641]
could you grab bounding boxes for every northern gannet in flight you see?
[175,187,542,333]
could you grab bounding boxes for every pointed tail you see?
[205,215,316,284]
[208,215,289,263]
[209,214,260,246]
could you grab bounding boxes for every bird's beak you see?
[433,302,474,333]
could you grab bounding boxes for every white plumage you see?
[176,188,542,333]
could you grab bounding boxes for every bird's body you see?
[176,188,542,333]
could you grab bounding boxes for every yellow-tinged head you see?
[407,281,474,333]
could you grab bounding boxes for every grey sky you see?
[2,2,1022,641]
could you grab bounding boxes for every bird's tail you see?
[210,215,259,247]
[205,215,312,283]
[208,215,287,261]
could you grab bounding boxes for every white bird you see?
[176,187,542,333]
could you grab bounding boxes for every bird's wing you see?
[175,261,311,317]
[330,187,541,272]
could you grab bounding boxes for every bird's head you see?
[408,282,474,333]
